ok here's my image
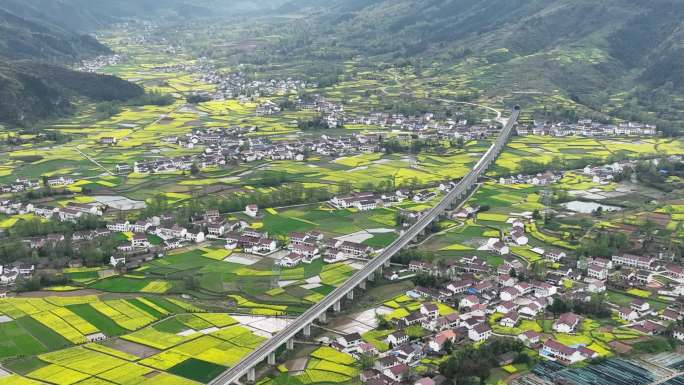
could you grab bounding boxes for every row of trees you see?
[548,294,611,319]
[0,233,120,268]
[140,183,336,225]
[439,338,531,385]
[578,231,629,258]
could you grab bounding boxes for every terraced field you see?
[0,294,275,385]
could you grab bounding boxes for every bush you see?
[632,337,675,354]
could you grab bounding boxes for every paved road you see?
[209,108,520,385]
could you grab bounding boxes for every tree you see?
[376,313,391,330]
[359,354,376,371]
[190,163,200,176]
[443,338,454,354]
[548,296,570,316]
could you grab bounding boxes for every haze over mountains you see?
[1,0,683,128]
[0,0,284,125]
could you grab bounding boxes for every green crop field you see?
[0,321,47,359]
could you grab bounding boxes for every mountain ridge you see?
[266,0,684,128]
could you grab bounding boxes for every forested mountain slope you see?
[272,0,684,128]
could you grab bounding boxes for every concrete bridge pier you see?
[247,367,256,383]
[359,280,366,290]
[368,271,375,281]
[319,312,327,323]
[287,338,294,350]
[268,352,276,366]
[384,260,391,268]
[333,300,341,313]
[347,290,354,301]
[303,323,311,337]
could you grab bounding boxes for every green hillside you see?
[263,0,684,130]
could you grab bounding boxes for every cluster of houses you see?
[329,192,401,211]
[0,178,41,193]
[277,230,375,267]
[0,264,34,286]
[256,101,281,116]
[582,162,633,184]
[329,270,606,385]
[498,172,561,186]
[123,130,407,175]
[359,245,684,375]
[108,209,250,253]
[301,96,496,141]
[0,200,103,223]
[477,218,531,255]
[516,119,658,137]
[78,54,126,73]
[224,228,278,256]
[329,186,450,213]
[196,62,315,100]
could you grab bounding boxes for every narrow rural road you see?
[74,146,114,176]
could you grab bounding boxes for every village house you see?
[375,356,400,372]
[520,301,544,318]
[553,313,580,333]
[131,234,150,249]
[674,328,684,342]
[337,332,363,352]
[496,301,517,314]
[585,278,606,294]
[519,330,541,347]
[612,254,656,271]
[459,295,479,309]
[499,311,519,328]
[630,299,651,315]
[276,253,304,268]
[246,238,278,255]
[545,251,566,263]
[387,331,409,347]
[428,329,457,352]
[541,339,597,364]
[618,307,639,322]
[384,364,409,382]
[587,263,608,280]
[420,303,440,319]
[431,313,461,331]
[468,323,492,342]
[110,256,126,267]
[500,287,521,302]
[330,192,380,210]
[245,204,259,218]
